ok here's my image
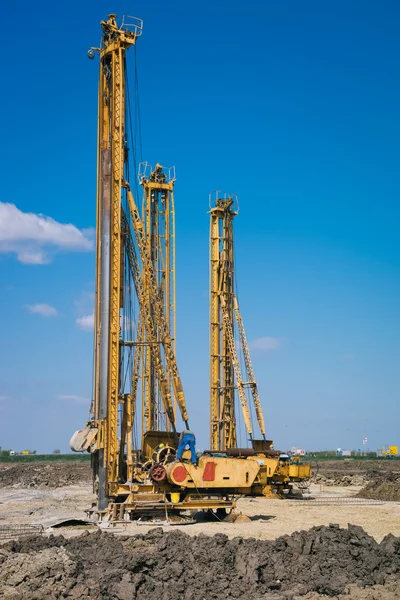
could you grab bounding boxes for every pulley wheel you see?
[156,446,177,464]
[150,463,167,483]
[142,460,154,473]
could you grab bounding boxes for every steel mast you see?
[210,194,237,450]
[92,15,142,510]
[72,15,189,514]
[210,193,266,451]
[139,163,176,436]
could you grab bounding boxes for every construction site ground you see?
[0,458,399,599]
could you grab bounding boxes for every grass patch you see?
[0,454,90,463]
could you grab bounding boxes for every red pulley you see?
[150,463,167,482]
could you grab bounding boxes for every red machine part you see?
[150,463,167,482]
[202,461,216,481]
[172,465,187,483]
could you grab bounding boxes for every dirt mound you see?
[1,524,399,599]
[306,581,400,599]
[0,462,91,488]
[313,472,365,486]
[358,471,400,502]
[313,460,400,477]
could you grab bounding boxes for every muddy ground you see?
[0,459,399,599]
[1,525,400,599]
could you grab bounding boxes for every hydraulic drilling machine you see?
[70,15,310,523]
[210,194,266,451]
[209,192,311,494]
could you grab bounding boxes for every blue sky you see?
[0,0,398,453]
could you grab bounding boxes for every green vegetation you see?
[0,451,90,463]
[304,452,400,461]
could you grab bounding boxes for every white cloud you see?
[59,395,90,405]
[248,336,281,352]
[120,314,136,331]
[17,251,50,264]
[0,202,93,264]
[75,311,136,333]
[74,290,95,313]
[76,313,94,331]
[26,303,59,317]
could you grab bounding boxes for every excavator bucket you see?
[70,427,98,453]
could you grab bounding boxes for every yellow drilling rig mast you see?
[139,163,177,437]
[71,14,189,513]
[210,193,267,452]
[71,15,311,522]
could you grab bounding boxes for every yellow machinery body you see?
[382,445,399,456]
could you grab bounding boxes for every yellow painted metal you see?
[219,294,253,439]
[382,445,399,455]
[125,185,189,427]
[210,195,268,449]
[72,15,312,521]
[142,431,178,460]
[166,455,260,489]
[233,295,266,437]
[140,165,176,434]
[92,14,141,494]
[210,198,237,450]
[121,212,176,428]
[288,464,312,479]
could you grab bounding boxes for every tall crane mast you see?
[210,196,237,450]
[210,193,266,451]
[91,14,142,509]
[86,14,188,511]
[139,163,176,436]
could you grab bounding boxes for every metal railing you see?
[0,524,44,540]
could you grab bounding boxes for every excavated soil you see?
[312,459,400,477]
[358,471,400,502]
[312,472,366,486]
[1,525,400,599]
[311,460,400,497]
[0,462,91,488]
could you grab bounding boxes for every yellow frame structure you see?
[210,196,237,450]
[70,15,311,520]
[140,164,177,437]
[210,194,267,452]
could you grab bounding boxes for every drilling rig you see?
[210,193,267,452]
[209,192,311,492]
[70,14,310,523]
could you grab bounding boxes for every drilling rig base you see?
[87,496,236,524]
